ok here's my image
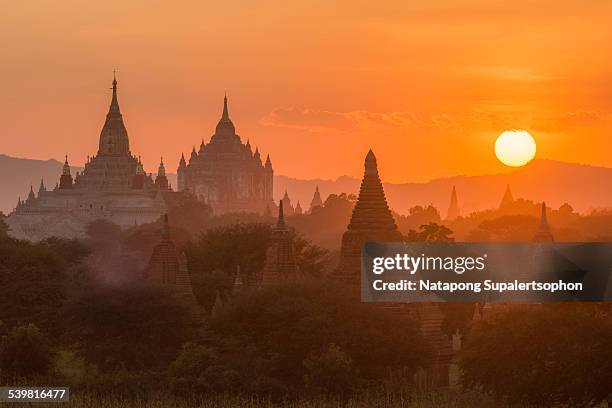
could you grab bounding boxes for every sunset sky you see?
[1,1,611,182]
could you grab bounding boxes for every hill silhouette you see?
[1,154,610,215]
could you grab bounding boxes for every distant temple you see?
[281,191,295,216]
[499,184,514,208]
[445,185,460,220]
[177,96,274,214]
[337,150,402,279]
[145,214,201,316]
[309,186,323,212]
[7,76,170,241]
[261,201,299,285]
[533,202,554,242]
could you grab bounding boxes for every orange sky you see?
[1,1,611,182]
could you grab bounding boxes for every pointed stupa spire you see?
[158,156,166,176]
[38,178,46,193]
[295,201,303,215]
[253,147,261,162]
[98,73,130,156]
[277,200,286,228]
[265,154,272,169]
[446,185,460,220]
[222,93,229,120]
[338,150,402,278]
[533,202,554,242]
[213,94,236,137]
[62,155,71,175]
[179,152,186,168]
[499,184,514,209]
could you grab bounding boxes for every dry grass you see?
[2,391,503,408]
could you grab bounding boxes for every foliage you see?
[63,283,195,371]
[466,214,538,242]
[187,223,329,309]
[303,344,359,395]
[0,212,9,238]
[461,304,612,407]
[0,236,89,334]
[395,205,442,234]
[195,282,430,396]
[405,222,454,242]
[0,323,52,379]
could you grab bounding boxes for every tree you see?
[461,304,612,406]
[204,282,430,396]
[0,212,9,238]
[406,222,454,242]
[303,344,359,395]
[0,324,52,379]
[467,215,538,242]
[63,283,195,371]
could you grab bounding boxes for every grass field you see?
[2,391,504,408]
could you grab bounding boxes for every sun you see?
[495,130,537,167]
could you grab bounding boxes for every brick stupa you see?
[261,201,300,285]
[337,150,402,279]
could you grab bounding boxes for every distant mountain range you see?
[1,154,610,215]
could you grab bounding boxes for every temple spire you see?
[337,150,402,279]
[446,185,460,220]
[499,184,514,209]
[277,200,286,228]
[533,202,554,242]
[109,72,120,114]
[222,94,229,120]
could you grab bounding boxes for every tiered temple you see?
[145,214,201,317]
[445,185,460,220]
[6,76,169,240]
[177,96,274,214]
[261,201,300,285]
[337,150,402,279]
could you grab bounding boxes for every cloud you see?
[531,110,612,132]
[260,107,470,136]
[260,107,517,138]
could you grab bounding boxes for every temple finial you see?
[222,94,229,120]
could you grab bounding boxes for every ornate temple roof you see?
[98,74,130,156]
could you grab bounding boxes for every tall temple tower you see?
[533,202,554,242]
[261,201,299,285]
[337,150,402,279]
[445,185,460,220]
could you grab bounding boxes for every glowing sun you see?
[495,130,536,167]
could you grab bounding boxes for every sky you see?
[1,0,612,182]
